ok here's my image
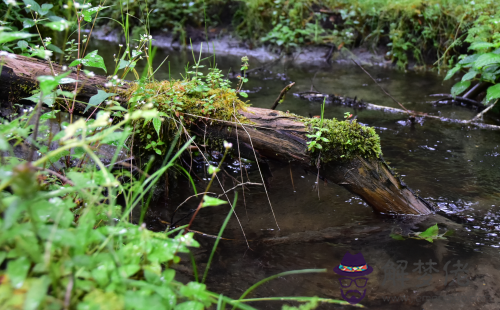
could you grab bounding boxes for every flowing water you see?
[95,42,500,309]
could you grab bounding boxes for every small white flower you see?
[104,82,112,87]
[62,65,68,71]
[223,141,233,149]
[119,44,123,47]
[86,71,95,77]
[26,4,31,8]
[6,0,16,6]
[63,4,68,9]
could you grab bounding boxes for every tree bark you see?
[0,53,433,215]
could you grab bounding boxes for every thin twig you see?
[174,192,217,213]
[289,163,295,192]
[351,59,410,113]
[271,82,295,110]
[179,122,251,248]
[231,112,281,230]
[63,275,74,310]
[470,99,498,122]
[34,167,75,186]
[217,182,263,198]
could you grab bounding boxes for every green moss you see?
[303,117,382,163]
[124,80,250,155]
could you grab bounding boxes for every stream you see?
[94,41,500,309]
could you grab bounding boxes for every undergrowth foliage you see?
[0,1,356,309]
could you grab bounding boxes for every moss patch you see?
[124,80,249,154]
[304,117,382,163]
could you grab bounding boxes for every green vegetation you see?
[0,1,364,309]
[390,224,453,243]
[304,113,382,163]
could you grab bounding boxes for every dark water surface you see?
[94,41,500,309]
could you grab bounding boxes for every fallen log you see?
[0,53,433,215]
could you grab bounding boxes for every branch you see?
[271,82,295,110]
[429,94,484,109]
[470,99,498,122]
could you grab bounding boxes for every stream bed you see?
[95,41,500,309]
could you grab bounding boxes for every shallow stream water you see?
[95,42,500,309]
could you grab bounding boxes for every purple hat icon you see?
[334,252,373,277]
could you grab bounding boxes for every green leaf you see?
[152,117,161,137]
[80,50,107,73]
[390,233,405,240]
[461,70,478,81]
[238,92,248,98]
[0,31,36,44]
[17,40,29,50]
[458,54,479,65]
[82,6,110,22]
[39,3,53,15]
[486,84,500,103]
[22,18,35,29]
[7,256,31,288]
[418,224,439,238]
[174,301,204,310]
[23,0,41,14]
[44,20,72,31]
[469,42,494,51]
[86,90,116,113]
[473,53,500,69]
[207,165,220,174]
[24,275,50,310]
[36,70,71,94]
[202,196,227,207]
[23,91,55,107]
[444,65,460,80]
[451,81,470,97]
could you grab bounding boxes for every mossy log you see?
[0,53,433,215]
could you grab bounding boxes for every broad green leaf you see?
[86,90,116,113]
[444,65,460,80]
[458,54,479,65]
[418,224,439,238]
[0,31,36,44]
[473,53,500,69]
[202,196,227,207]
[17,40,28,50]
[461,70,478,81]
[44,20,71,31]
[46,44,63,54]
[39,3,52,15]
[23,91,55,107]
[451,80,470,97]
[22,18,35,29]
[7,256,31,288]
[23,0,41,14]
[82,50,107,73]
[36,70,71,94]
[24,275,50,310]
[239,91,248,98]
[486,84,500,103]
[469,42,494,51]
